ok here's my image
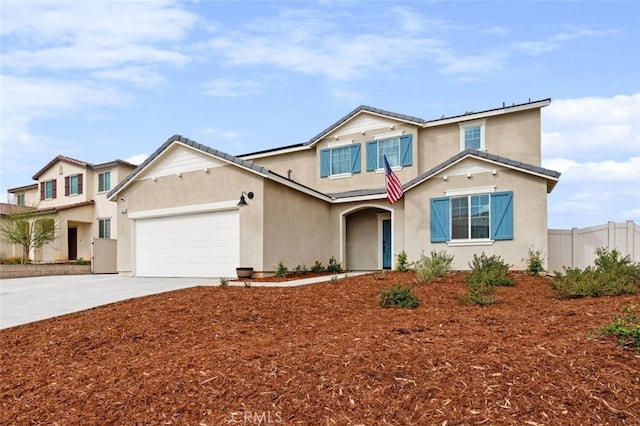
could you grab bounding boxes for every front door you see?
[68,228,77,260]
[382,219,391,269]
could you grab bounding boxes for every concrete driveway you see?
[0,274,216,329]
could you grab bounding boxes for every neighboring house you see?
[6,157,137,263]
[108,99,560,278]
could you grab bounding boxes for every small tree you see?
[0,209,58,264]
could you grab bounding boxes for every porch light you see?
[237,191,254,207]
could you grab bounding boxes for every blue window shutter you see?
[400,134,412,166]
[430,197,450,243]
[320,149,330,177]
[350,144,361,173]
[366,141,377,171]
[491,191,514,240]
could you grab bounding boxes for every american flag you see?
[384,155,404,204]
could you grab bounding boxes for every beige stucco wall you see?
[114,163,265,275]
[403,167,549,270]
[261,179,332,272]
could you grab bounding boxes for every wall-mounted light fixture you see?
[237,191,254,207]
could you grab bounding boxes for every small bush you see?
[243,281,251,288]
[219,277,229,287]
[458,275,496,306]
[601,305,640,352]
[294,264,308,273]
[413,250,454,283]
[0,256,26,265]
[378,284,419,308]
[524,247,546,276]
[395,251,410,272]
[327,256,342,273]
[310,261,325,273]
[275,261,289,277]
[551,248,640,298]
[70,257,91,265]
[466,253,513,287]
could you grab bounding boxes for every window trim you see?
[366,134,412,172]
[449,193,492,245]
[459,119,486,151]
[98,218,111,239]
[98,170,111,193]
[16,194,25,206]
[320,142,361,178]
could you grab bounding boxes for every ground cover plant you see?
[552,247,640,298]
[413,250,454,283]
[2,272,639,424]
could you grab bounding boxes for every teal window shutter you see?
[491,191,514,240]
[430,197,450,243]
[350,144,361,173]
[400,134,412,166]
[366,141,377,171]
[320,149,330,177]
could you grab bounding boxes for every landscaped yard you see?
[1,272,639,425]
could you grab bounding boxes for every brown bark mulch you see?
[1,272,639,425]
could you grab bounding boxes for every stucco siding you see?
[404,168,548,270]
[262,180,332,272]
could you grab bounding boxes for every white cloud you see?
[202,78,264,97]
[542,93,640,160]
[543,157,640,182]
[513,27,615,55]
[91,66,167,88]
[124,154,149,166]
[1,0,197,71]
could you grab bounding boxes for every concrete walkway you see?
[0,272,365,329]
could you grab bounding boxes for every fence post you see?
[608,221,615,250]
[628,220,635,258]
[571,227,578,268]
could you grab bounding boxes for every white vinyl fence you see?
[548,221,640,272]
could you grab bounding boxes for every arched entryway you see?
[341,205,394,271]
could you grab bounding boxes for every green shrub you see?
[219,277,229,287]
[378,284,419,308]
[70,257,91,265]
[243,281,251,288]
[413,250,454,283]
[551,248,640,298]
[524,247,546,276]
[395,251,410,272]
[327,256,342,273]
[294,264,308,273]
[0,256,26,265]
[310,260,325,273]
[458,275,496,306]
[466,253,513,287]
[601,305,640,352]
[275,261,289,277]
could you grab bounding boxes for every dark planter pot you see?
[236,267,253,279]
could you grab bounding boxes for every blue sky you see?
[1,0,638,229]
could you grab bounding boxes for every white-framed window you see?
[366,134,412,171]
[16,194,25,206]
[459,119,486,151]
[98,171,111,192]
[98,218,111,239]
[451,194,490,240]
[320,143,361,178]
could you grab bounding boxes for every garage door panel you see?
[135,211,239,278]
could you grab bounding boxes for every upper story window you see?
[98,218,111,239]
[16,194,25,206]
[366,134,412,171]
[430,190,513,244]
[98,171,111,192]
[40,179,57,200]
[320,143,361,178]
[459,119,486,151]
[65,174,83,196]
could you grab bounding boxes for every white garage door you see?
[135,210,239,278]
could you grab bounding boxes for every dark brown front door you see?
[68,228,77,260]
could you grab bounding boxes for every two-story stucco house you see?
[5,157,136,263]
[108,99,560,278]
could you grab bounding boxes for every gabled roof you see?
[405,149,560,193]
[107,135,333,202]
[240,98,551,158]
[32,155,137,180]
[0,203,36,216]
[329,149,561,200]
[7,183,38,193]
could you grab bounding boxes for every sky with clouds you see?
[1,0,638,229]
